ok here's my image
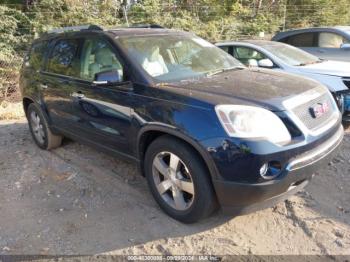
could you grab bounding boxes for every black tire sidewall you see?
[27,103,49,150]
[144,136,217,223]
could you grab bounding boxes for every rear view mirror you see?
[258,59,274,68]
[341,43,350,49]
[93,70,122,85]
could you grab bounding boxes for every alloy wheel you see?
[30,111,45,145]
[152,151,195,211]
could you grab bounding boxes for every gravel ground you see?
[0,118,349,256]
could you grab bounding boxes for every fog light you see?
[260,161,282,180]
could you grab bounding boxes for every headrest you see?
[95,48,113,65]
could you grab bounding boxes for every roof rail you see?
[129,24,164,29]
[46,25,103,34]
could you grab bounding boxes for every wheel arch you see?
[22,95,52,125]
[23,97,34,116]
[137,124,220,181]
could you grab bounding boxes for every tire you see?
[144,135,218,223]
[343,121,350,131]
[27,103,62,150]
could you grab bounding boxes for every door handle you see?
[40,84,48,89]
[71,92,85,99]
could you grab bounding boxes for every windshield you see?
[117,34,242,82]
[263,44,322,66]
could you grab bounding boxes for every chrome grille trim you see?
[286,125,343,171]
[282,86,340,136]
[292,93,333,130]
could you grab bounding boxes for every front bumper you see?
[213,124,344,215]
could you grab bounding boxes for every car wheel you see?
[27,103,62,150]
[144,135,217,223]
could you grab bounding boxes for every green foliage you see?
[0,5,31,62]
[286,0,350,29]
[0,0,350,60]
[30,0,122,34]
[0,0,349,102]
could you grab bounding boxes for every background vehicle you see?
[20,25,343,223]
[216,40,350,124]
[272,27,350,62]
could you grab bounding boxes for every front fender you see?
[136,123,221,180]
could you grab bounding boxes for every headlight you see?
[215,105,291,145]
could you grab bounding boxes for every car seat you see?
[141,46,169,77]
[89,47,121,79]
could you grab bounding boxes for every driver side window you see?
[233,47,266,67]
[80,38,124,81]
[318,32,348,48]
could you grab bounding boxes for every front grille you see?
[292,93,335,130]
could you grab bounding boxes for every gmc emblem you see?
[310,102,329,118]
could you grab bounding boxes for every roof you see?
[106,28,188,37]
[36,25,190,42]
[272,26,350,40]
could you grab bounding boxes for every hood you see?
[298,60,350,77]
[163,68,323,111]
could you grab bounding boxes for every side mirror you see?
[258,58,274,68]
[93,70,122,86]
[341,43,350,49]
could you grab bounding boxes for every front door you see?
[68,36,136,156]
[314,32,350,62]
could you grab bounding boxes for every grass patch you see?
[0,101,25,120]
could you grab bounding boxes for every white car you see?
[216,40,350,123]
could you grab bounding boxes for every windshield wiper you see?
[297,60,324,66]
[206,66,244,76]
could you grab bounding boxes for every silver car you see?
[216,40,350,123]
[272,27,350,62]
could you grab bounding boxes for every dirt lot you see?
[0,117,350,256]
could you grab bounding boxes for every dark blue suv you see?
[20,25,344,223]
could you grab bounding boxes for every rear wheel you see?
[27,103,62,150]
[144,135,217,223]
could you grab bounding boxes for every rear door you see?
[41,37,82,131]
[21,40,49,99]
[282,32,319,57]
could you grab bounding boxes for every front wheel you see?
[144,135,217,223]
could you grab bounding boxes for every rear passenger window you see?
[219,45,234,56]
[48,39,79,77]
[219,46,229,53]
[28,41,48,71]
[285,33,315,47]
